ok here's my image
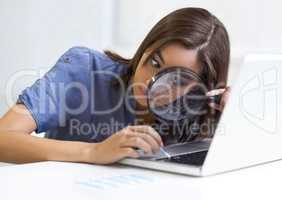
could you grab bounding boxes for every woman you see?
[0,7,230,164]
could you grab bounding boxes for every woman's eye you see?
[151,58,161,69]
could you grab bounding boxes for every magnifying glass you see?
[146,66,222,141]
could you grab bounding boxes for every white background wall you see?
[0,0,282,115]
[113,0,282,57]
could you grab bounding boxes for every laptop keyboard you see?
[164,151,208,166]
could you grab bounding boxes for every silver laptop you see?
[119,53,282,176]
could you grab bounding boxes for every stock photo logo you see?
[239,67,279,134]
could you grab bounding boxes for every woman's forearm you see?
[0,132,92,164]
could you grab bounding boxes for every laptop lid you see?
[201,53,282,176]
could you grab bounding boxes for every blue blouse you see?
[17,47,137,142]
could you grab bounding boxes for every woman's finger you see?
[206,88,226,97]
[219,87,231,111]
[120,130,160,153]
[207,87,231,112]
[120,148,139,159]
[138,133,160,153]
[120,128,161,153]
[128,125,164,147]
[208,102,221,111]
[121,135,153,154]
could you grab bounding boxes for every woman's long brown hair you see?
[104,7,230,139]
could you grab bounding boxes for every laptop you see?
[118,53,282,176]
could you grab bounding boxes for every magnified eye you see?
[170,75,189,86]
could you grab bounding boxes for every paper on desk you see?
[0,161,202,200]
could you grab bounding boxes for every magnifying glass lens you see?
[147,67,208,122]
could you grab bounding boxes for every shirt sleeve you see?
[17,46,92,133]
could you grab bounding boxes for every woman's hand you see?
[84,125,164,164]
[206,87,231,112]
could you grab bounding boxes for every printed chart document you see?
[0,161,201,200]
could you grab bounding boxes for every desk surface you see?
[0,160,281,200]
[0,162,13,167]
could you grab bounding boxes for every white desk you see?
[0,160,281,200]
[0,162,13,167]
